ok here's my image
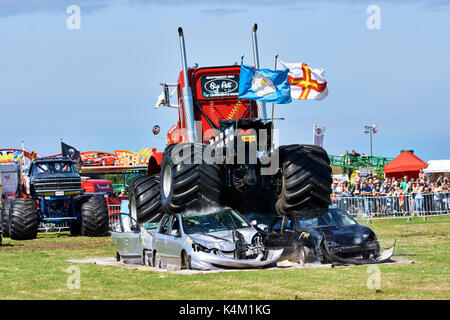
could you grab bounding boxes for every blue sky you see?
[0,0,449,161]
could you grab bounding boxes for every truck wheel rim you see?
[162,164,172,198]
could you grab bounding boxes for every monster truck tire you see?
[275,144,332,216]
[1,199,12,237]
[128,175,162,223]
[80,195,109,236]
[160,143,223,214]
[9,198,39,240]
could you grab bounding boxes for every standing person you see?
[398,187,406,215]
[432,182,442,213]
[361,182,373,216]
[387,187,396,215]
[354,171,362,185]
[351,149,361,159]
[340,182,352,212]
[423,181,433,213]
[413,182,424,216]
[418,168,426,180]
[380,181,391,214]
[352,183,362,214]
[366,169,374,180]
[404,181,414,214]
[400,176,409,192]
[352,182,361,196]
[373,181,382,215]
[344,150,351,176]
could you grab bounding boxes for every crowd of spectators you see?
[331,169,450,216]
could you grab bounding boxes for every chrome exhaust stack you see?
[178,27,197,143]
[252,23,268,122]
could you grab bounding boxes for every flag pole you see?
[252,23,268,122]
[312,124,315,145]
[236,54,244,130]
[271,54,278,130]
[21,139,25,178]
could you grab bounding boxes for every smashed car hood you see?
[188,228,257,251]
[315,225,375,246]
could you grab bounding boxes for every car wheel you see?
[116,252,122,262]
[143,250,152,266]
[298,246,310,265]
[154,251,161,268]
[181,251,191,270]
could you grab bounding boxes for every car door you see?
[112,213,141,263]
[265,216,296,248]
[111,213,125,254]
[154,215,171,263]
[164,215,184,265]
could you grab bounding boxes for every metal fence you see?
[331,192,450,219]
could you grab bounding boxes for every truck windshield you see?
[33,162,74,174]
[182,209,250,234]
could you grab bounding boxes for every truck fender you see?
[147,152,164,175]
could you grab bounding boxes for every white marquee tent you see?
[423,160,450,173]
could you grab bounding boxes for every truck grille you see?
[34,178,82,191]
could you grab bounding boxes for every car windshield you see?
[182,209,250,234]
[33,162,74,174]
[296,208,358,229]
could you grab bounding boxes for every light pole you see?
[364,125,377,157]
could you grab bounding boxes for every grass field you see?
[0,215,449,300]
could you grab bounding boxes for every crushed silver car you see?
[152,208,283,270]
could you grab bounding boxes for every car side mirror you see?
[131,224,139,232]
[170,229,180,237]
[250,220,258,227]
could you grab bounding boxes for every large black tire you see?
[275,144,332,216]
[160,143,223,214]
[80,195,109,236]
[128,175,162,224]
[1,199,12,237]
[9,198,39,240]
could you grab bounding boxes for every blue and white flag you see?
[238,63,292,104]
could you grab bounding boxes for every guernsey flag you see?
[276,59,328,100]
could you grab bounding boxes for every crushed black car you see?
[252,206,395,265]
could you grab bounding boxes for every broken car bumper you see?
[190,249,284,270]
[323,239,396,265]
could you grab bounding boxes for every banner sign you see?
[114,148,156,166]
[201,74,239,98]
[0,149,23,165]
[313,124,326,148]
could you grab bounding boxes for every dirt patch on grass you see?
[0,238,112,252]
